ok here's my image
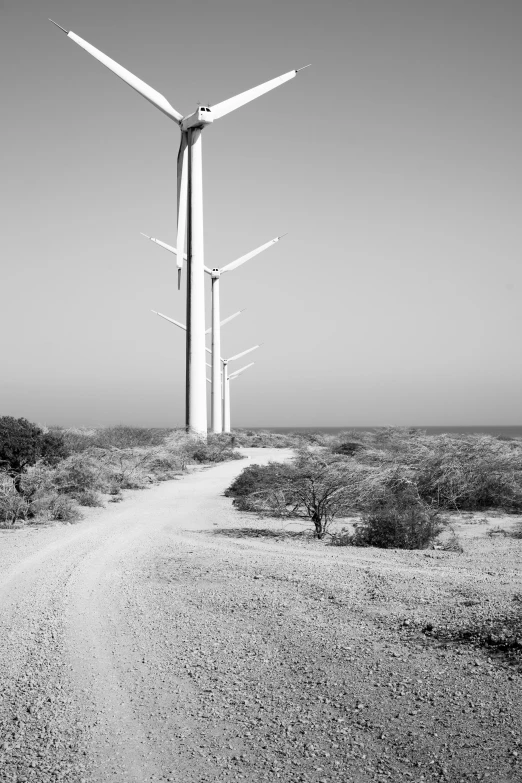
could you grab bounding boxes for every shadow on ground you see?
[416,609,522,670]
[209,526,312,540]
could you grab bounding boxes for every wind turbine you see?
[50,19,309,435]
[221,345,260,433]
[141,232,284,433]
[224,362,256,434]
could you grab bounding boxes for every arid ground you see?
[0,448,520,783]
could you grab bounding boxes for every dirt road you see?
[0,448,521,783]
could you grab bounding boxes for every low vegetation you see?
[226,428,522,548]
[0,419,243,527]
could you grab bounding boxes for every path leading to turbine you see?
[0,449,291,783]
[0,447,521,783]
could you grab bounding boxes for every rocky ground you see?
[0,448,521,783]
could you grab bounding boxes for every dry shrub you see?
[52,453,107,496]
[411,435,522,511]
[441,529,464,553]
[141,449,183,481]
[49,427,98,453]
[183,433,244,465]
[29,492,82,522]
[76,489,104,507]
[0,471,29,526]
[351,487,444,549]
[231,430,301,448]
[90,426,172,450]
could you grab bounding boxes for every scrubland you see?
[0,418,241,527]
[227,427,522,547]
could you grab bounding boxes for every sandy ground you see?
[0,447,521,783]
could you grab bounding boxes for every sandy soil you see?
[0,448,521,783]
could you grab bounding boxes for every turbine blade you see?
[55,27,183,123]
[220,235,285,274]
[204,309,243,335]
[205,346,212,355]
[210,68,306,121]
[220,310,244,328]
[176,132,189,274]
[206,378,212,384]
[152,310,186,331]
[228,361,255,379]
[228,344,260,363]
[140,233,187,259]
[204,266,213,276]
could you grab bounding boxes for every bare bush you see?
[183,434,244,465]
[0,472,29,526]
[90,426,172,450]
[411,435,522,511]
[29,492,82,522]
[350,483,445,549]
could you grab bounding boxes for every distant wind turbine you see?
[50,19,308,435]
[141,232,284,433]
[224,362,256,434]
[221,346,261,433]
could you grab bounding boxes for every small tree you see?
[288,452,354,538]
[227,452,354,539]
[0,417,68,491]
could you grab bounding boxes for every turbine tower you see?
[141,233,284,433]
[50,19,308,435]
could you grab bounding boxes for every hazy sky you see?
[1,0,521,427]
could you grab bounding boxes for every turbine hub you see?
[211,268,220,279]
[181,107,214,131]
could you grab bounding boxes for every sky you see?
[1,0,521,428]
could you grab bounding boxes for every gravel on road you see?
[0,447,520,783]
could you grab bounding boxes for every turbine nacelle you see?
[181,107,214,131]
[211,268,220,280]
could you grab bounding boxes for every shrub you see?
[350,483,444,549]
[44,494,82,522]
[0,417,69,490]
[226,461,295,507]
[91,426,172,449]
[49,427,97,453]
[332,440,365,457]
[75,489,104,507]
[142,450,183,481]
[441,529,464,553]
[0,472,29,525]
[185,434,243,465]
[414,435,522,512]
[52,453,108,497]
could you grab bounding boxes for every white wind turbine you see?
[224,362,256,434]
[140,232,284,433]
[206,361,255,433]
[50,19,309,435]
[220,345,260,433]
